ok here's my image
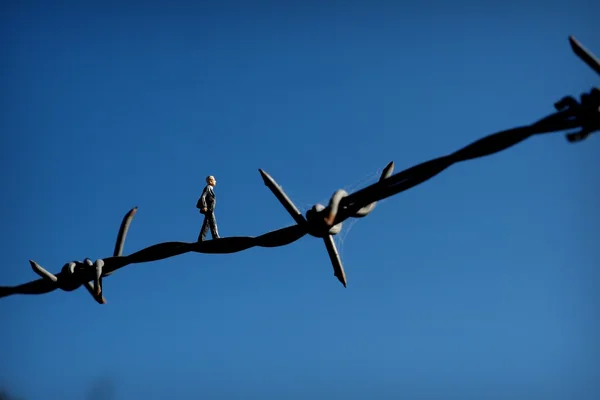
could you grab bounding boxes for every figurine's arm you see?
[200,186,209,210]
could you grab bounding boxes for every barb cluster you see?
[257,161,395,287]
[1,36,598,305]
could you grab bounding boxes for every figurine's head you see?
[206,175,216,186]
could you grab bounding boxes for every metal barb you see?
[569,36,600,76]
[259,169,307,226]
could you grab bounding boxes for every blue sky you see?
[1,1,598,399]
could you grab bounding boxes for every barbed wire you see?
[1,36,598,304]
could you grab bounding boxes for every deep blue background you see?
[1,2,598,399]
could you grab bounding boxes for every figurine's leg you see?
[209,212,220,239]
[29,260,58,282]
[84,282,107,304]
[198,215,210,242]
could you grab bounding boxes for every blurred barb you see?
[561,36,600,142]
[569,35,600,76]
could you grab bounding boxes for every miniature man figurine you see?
[197,175,220,241]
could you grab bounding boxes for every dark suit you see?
[198,184,219,241]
